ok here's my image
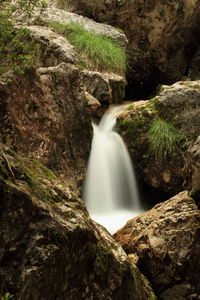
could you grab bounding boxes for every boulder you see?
[0,143,155,300]
[117,80,200,195]
[114,191,200,299]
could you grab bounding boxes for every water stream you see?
[83,105,142,233]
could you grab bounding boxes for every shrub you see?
[50,22,127,74]
[0,27,41,75]
[148,118,181,161]
[0,0,45,75]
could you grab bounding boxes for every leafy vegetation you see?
[148,118,181,161]
[50,22,127,74]
[0,27,41,75]
[0,0,46,75]
[0,293,13,300]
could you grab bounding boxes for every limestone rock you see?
[81,70,126,104]
[114,191,200,299]
[0,63,91,181]
[27,25,80,66]
[0,144,155,300]
[68,0,200,90]
[117,80,200,195]
[83,91,101,110]
[25,6,128,47]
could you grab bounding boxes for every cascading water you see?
[83,105,142,233]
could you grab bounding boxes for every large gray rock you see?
[0,144,155,300]
[114,191,200,299]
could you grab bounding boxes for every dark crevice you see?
[138,180,171,210]
[125,67,160,100]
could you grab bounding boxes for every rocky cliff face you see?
[0,63,91,183]
[0,144,155,299]
[114,191,200,299]
[0,6,127,184]
[61,0,200,95]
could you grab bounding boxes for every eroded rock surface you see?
[0,144,155,300]
[114,191,200,299]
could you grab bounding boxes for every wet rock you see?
[114,191,200,299]
[0,144,155,300]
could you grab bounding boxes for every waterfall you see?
[83,105,142,233]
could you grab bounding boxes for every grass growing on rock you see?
[50,22,127,74]
[148,118,181,161]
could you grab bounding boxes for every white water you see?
[83,105,142,233]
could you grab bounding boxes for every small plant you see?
[0,27,41,75]
[127,104,134,110]
[0,293,14,300]
[148,118,181,161]
[50,22,127,74]
[0,0,43,75]
[158,9,165,16]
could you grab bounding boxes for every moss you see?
[148,96,159,112]
[93,242,110,281]
[31,160,57,180]
[150,292,157,300]
[23,166,39,187]
[41,189,56,204]
[127,104,134,110]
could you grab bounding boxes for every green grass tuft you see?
[148,118,181,161]
[50,22,127,74]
